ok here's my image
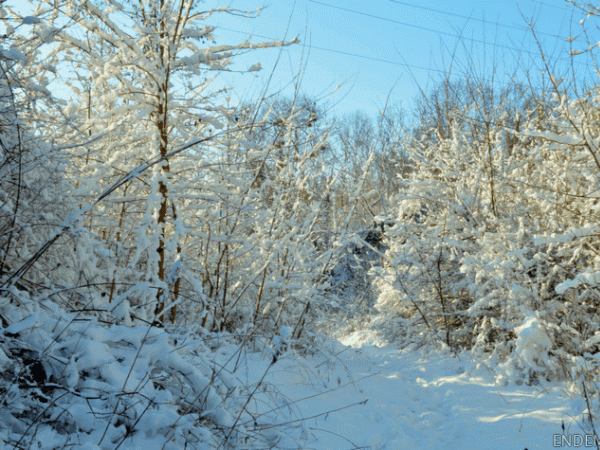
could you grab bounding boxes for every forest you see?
[2,0,600,449]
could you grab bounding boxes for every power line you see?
[216,26,447,74]
[530,0,572,12]
[217,0,590,77]
[308,0,584,63]
[389,0,564,39]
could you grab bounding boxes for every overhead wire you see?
[308,0,590,67]
[215,0,593,79]
[216,26,447,74]
[308,0,575,61]
[530,0,572,12]
[388,0,566,39]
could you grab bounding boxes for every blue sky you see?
[206,0,594,122]
[5,0,595,122]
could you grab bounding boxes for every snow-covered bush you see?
[0,5,79,294]
[0,287,310,449]
[321,223,391,324]
[0,1,354,446]
[372,68,600,383]
[2,0,345,337]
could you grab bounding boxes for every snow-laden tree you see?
[167,95,339,334]
[370,71,600,382]
[0,5,343,447]
[0,7,79,298]
[330,105,407,230]
[18,0,312,326]
[370,43,600,386]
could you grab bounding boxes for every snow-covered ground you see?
[0,296,591,450]
[222,329,588,450]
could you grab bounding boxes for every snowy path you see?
[229,330,579,450]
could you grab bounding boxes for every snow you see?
[1,313,39,334]
[0,346,10,371]
[0,291,585,449]
[514,315,553,371]
[248,62,262,72]
[555,270,600,294]
[22,16,41,25]
[0,48,28,62]
[550,74,564,87]
[208,329,577,450]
